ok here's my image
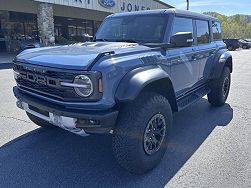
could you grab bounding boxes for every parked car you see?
[238,39,251,49]
[223,38,240,51]
[13,9,232,174]
[19,34,94,52]
[83,33,93,41]
[243,39,251,47]
[19,38,41,51]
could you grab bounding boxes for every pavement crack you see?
[0,115,31,123]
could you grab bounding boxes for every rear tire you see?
[112,92,173,174]
[208,67,231,107]
[26,112,54,127]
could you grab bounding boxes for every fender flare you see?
[210,49,233,79]
[115,66,176,107]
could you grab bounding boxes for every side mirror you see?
[170,32,193,47]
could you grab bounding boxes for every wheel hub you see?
[143,114,166,155]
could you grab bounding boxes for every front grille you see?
[13,63,77,80]
[46,70,77,80]
[18,79,65,98]
[14,63,82,101]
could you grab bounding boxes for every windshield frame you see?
[95,14,169,44]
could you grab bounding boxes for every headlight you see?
[73,75,93,97]
[60,73,102,100]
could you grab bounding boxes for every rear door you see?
[168,17,200,95]
[195,19,217,81]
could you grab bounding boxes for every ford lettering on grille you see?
[24,72,59,87]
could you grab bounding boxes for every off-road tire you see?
[26,112,54,127]
[208,67,231,107]
[112,92,173,174]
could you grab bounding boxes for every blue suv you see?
[13,9,233,174]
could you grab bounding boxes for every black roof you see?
[110,9,220,22]
[171,9,220,21]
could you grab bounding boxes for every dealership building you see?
[0,0,172,52]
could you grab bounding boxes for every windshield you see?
[95,15,168,43]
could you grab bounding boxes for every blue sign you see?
[98,0,116,8]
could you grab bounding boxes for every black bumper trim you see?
[13,86,118,134]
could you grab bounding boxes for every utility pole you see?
[186,0,189,10]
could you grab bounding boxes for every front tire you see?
[112,92,173,174]
[208,67,231,106]
[26,112,54,127]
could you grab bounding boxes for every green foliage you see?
[204,12,251,39]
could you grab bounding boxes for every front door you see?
[169,46,199,95]
[168,17,200,95]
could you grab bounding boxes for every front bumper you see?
[13,86,119,135]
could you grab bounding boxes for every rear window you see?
[196,20,210,44]
[212,21,222,41]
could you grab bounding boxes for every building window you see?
[0,11,38,52]
[9,11,38,40]
[84,20,94,36]
[94,21,102,35]
[54,16,97,43]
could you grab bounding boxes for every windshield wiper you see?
[94,38,169,48]
[94,39,110,42]
[115,39,169,49]
[115,39,143,44]
[142,43,173,49]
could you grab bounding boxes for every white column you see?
[37,2,55,46]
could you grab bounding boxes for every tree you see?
[204,12,251,38]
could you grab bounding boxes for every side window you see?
[212,21,222,40]
[171,17,193,38]
[196,20,210,44]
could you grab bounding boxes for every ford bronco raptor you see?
[13,9,233,174]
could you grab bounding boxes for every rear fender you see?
[210,50,233,79]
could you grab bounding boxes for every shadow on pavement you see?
[0,99,233,188]
[0,63,13,70]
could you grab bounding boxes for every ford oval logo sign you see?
[99,0,115,8]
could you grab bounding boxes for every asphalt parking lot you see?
[0,50,250,188]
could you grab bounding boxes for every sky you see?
[162,0,251,16]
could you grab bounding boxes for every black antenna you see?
[186,0,190,10]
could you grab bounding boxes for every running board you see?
[177,85,211,111]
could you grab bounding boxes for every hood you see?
[15,42,150,70]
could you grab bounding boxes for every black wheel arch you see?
[210,50,233,80]
[115,66,178,112]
